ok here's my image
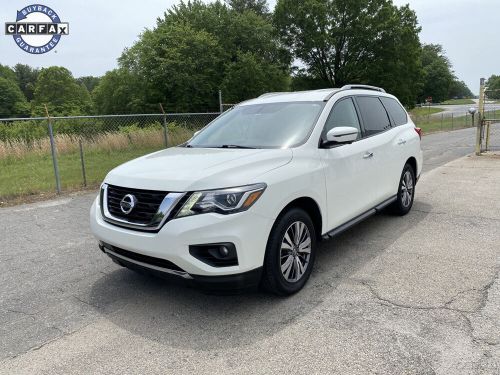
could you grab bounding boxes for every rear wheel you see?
[261,208,317,295]
[391,163,415,215]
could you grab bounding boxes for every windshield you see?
[187,102,325,149]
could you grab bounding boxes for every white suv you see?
[90,85,423,295]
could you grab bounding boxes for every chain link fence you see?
[483,107,500,152]
[410,111,474,133]
[0,113,220,202]
[475,78,500,154]
[3,103,496,203]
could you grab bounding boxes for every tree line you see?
[0,0,478,118]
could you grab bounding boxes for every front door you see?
[319,97,377,230]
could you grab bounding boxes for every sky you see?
[0,0,498,94]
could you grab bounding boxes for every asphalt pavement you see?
[1,131,499,374]
[421,127,475,171]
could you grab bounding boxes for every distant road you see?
[432,99,499,118]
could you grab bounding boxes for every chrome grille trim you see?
[103,248,193,279]
[100,183,186,232]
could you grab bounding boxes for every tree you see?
[274,0,422,107]
[13,64,39,101]
[291,70,331,91]
[226,0,269,15]
[77,76,101,93]
[0,77,30,118]
[486,75,500,100]
[362,4,423,107]
[118,0,290,112]
[120,22,225,112]
[165,1,289,67]
[0,64,17,82]
[221,51,290,102]
[419,44,454,103]
[93,69,146,114]
[448,79,473,99]
[32,67,93,116]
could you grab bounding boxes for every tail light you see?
[414,127,422,140]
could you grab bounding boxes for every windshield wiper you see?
[219,144,257,149]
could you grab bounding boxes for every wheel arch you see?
[277,197,323,240]
[405,156,417,177]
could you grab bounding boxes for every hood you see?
[105,147,293,191]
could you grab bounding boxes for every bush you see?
[0,120,47,142]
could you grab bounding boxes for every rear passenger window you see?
[356,97,392,137]
[380,97,408,126]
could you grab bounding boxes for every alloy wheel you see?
[280,221,312,282]
[401,170,414,208]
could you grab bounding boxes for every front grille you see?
[107,185,168,224]
[106,244,185,273]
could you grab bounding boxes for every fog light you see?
[189,243,238,267]
[219,246,229,257]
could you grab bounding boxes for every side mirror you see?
[325,126,358,145]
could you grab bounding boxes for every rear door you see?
[380,96,418,189]
[354,96,398,205]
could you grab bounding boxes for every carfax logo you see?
[4,4,69,54]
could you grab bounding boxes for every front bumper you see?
[101,242,263,291]
[90,198,273,287]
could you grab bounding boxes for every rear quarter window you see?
[380,97,408,126]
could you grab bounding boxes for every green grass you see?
[411,109,500,133]
[410,107,444,117]
[440,98,475,105]
[0,125,195,203]
[0,145,163,202]
[412,113,473,133]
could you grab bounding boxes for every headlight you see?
[176,183,266,218]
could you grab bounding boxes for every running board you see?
[322,195,397,240]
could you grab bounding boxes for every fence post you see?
[45,105,61,194]
[441,113,444,130]
[485,122,491,151]
[159,103,168,148]
[219,90,223,114]
[476,78,485,155]
[79,139,87,187]
[451,113,454,130]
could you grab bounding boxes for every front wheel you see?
[391,163,416,215]
[261,208,317,295]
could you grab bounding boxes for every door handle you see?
[398,139,407,145]
[363,152,374,159]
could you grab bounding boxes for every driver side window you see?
[321,98,361,142]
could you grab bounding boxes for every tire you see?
[390,163,416,216]
[261,208,317,296]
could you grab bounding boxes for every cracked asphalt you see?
[1,137,499,374]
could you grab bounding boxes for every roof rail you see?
[340,84,386,93]
[258,92,288,98]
